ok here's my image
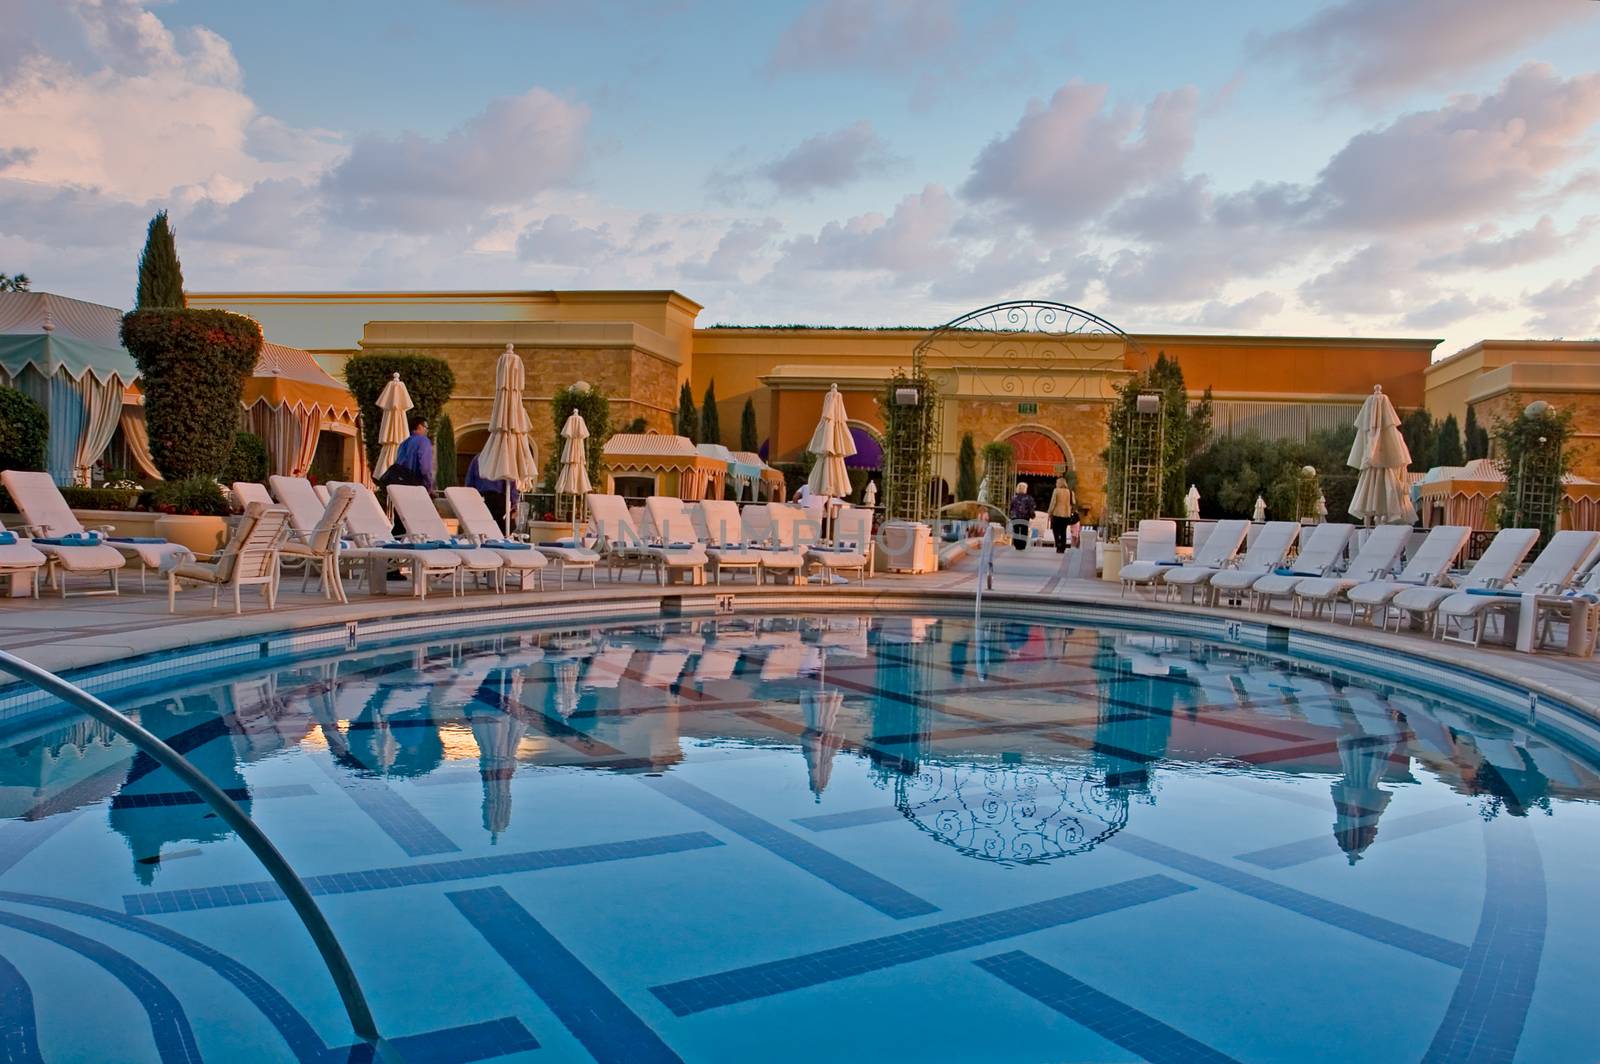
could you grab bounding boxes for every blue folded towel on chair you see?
[485,540,532,550]
[1272,566,1295,576]
[1157,559,1183,566]
[663,541,696,551]
[0,532,15,546]
[547,538,579,548]
[35,533,102,547]
[1465,587,1521,597]
[109,536,167,544]
[380,540,449,550]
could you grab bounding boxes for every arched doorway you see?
[1002,427,1072,510]
[845,422,883,503]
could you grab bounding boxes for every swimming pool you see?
[1,610,1596,1063]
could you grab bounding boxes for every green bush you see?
[121,309,261,479]
[435,413,457,489]
[956,433,978,502]
[1186,426,1359,522]
[223,431,269,485]
[147,475,230,516]
[61,486,143,511]
[344,352,456,470]
[0,386,48,474]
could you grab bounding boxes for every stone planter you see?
[525,519,581,544]
[151,514,233,555]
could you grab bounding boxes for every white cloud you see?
[1400,292,1504,330]
[776,184,956,278]
[515,214,618,265]
[1526,266,1600,336]
[1186,292,1286,330]
[962,82,1198,231]
[767,0,959,75]
[1260,0,1597,101]
[322,88,589,231]
[1421,215,1597,272]
[683,218,781,282]
[759,121,897,196]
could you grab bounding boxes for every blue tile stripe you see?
[975,950,1243,1064]
[314,756,460,857]
[0,908,201,1063]
[0,949,43,1064]
[640,776,937,919]
[649,874,1193,1017]
[122,831,723,915]
[450,886,681,1064]
[1108,834,1468,966]
[1235,805,1477,869]
[792,806,905,832]
[110,783,317,810]
[335,1016,540,1064]
[1422,823,1546,1063]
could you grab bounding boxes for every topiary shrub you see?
[147,475,230,516]
[344,352,456,470]
[0,386,48,475]
[435,413,457,489]
[121,309,262,479]
[62,485,143,511]
[223,431,269,485]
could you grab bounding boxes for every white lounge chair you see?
[648,496,757,584]
[443,487,552,591]
[803,504,872,583]
[388,485,506,592]
[327,482,464,598]
[269,475,327,536]
[586,493,706,585]
[1170,521,1299,606]
[231,481,275,510]
[1436,530,1599,646]
[1337,525,1470,625]
[1118,520,1181,595]
[1532,559,1600,656]
[3,469,192,591]
[700,499,803,584]
[1248,523,1355,615]
[278,486,357,603]
[167,503,291,614]
[1124,520,1246,597]
[1389,528,1540,635]
[0,520,46,598]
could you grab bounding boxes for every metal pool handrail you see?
[0,648,382,1044]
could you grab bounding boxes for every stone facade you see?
[951,399,1111,516]
[1472,391,1600,483]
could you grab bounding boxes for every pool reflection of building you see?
[4,615,1599,880]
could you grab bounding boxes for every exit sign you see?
[1017,402,1038,415]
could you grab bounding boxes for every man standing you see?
[465,452,518,528]
[393,416,435,493]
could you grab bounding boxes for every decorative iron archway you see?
[883,300,1148,522]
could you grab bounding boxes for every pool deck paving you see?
[0,544,1593,716]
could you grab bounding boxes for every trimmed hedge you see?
[223,431,269,484]
[0,386,47,474]
[148,475,230,516]
[121,309,261,479]
[344,352,455,471]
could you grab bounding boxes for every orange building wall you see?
[771,388,885,462]
[1129,335,1438,407]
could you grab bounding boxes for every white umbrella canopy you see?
[806,384,856,499]
[1184,484,1201,521]
[479,345,538,486]
[373,372,413,477]
[1347,385,1416,525]
[554,408,592,505]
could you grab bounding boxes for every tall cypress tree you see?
[1435,413,1464,467]
[699,380,721,446]
[136,211,186,309]
[1464,406,1489,460]
[676,381,699,442]
[956,432,978,501]
[740,397,759,452]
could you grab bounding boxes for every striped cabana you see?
[1415,458,1600,531]
[242,342,362,479]
[0,292,138,485]
[601,433,726,500]
[732,449,786,501]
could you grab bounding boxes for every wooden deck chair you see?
[167,503,291,613]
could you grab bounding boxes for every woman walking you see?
[1047,476,1076,553]
[1008,482,1036,551]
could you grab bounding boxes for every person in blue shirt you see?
[465,453,519,528]
[393,416,435,493]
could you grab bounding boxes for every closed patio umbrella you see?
[1347,385,1415,525]
[478,344,538,535]
[1252,495,1267,522]
[555,408,592,522]
[1184,485,1201,521]
[806,383,855,500]
[373,372,413,478]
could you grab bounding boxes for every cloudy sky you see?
[3,0,1599,354]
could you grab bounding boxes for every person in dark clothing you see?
[1008,481,1036,551]
[465,453,519,529]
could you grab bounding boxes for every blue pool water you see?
[0,612,1597,1063]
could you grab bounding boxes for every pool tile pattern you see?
[122,831,723,915]
[1235,804,1477,869]
[640,775,938,919]
[109,783,317,810]
[975,950,1242,1064]
[313,757,460,857]
[649,874,1194,1016]
[450,886,680,1063]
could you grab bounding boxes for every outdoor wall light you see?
[1135,393,1160,414]
[894,388,920,406]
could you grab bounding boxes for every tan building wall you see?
[1467,364,1600,483]
[1424,340,1600,425]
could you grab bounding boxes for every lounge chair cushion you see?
[1162,566,1220,587]
[29,541,126,571]
[1210,568,1267,591]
